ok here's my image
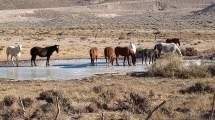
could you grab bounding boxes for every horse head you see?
[55,45,60,53]
[18,44,22,51]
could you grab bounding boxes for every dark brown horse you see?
[104,47,114,66]
[140,49,158,65]
[166,38,180,46]
[30,45,59,66]
[89,47,99,65]
[115,46,136,66]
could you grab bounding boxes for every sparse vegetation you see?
[3,96,17,106]
[143,54,215,79]
[179,82,215,94]
[181,47,199,56]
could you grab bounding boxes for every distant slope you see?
[193,3,215,16]
[0,0,74,10]
[0,0,214,10]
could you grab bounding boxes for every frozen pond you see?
[0,59,213,80]
[0,59,147,80]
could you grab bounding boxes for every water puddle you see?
[0,59,213,80]
[0,59,147,80]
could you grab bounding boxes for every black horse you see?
[166,38,180,46]
[30,45,59,66]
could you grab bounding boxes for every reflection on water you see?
[0,59,147,80]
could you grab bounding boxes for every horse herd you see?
[5,38,182,67]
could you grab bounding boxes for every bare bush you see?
[179,82,215,94]
[148,54,210,79]
[181,47,198,56]
[37,90,64,103]
[21,97,34,108]
[3,96,17,106]
[114,92,151,114]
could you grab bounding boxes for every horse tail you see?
[6,47,10,55]
[154,44,157,50]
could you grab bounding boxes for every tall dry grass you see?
[148,54,214,79]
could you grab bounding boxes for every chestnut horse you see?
[104,47,114,66]
[166,38,180,46]
[115,46,136,66]
[89,47,99,65]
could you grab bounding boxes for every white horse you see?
[128,42,136,54]
[6,44,22,66]
[154,43,182,57]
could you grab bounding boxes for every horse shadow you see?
[53,61,106,68]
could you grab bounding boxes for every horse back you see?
[104,47,114,57]
[90,47,99,58]
[115,47,131,56]
[30,47,47,57]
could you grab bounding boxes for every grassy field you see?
[0,74,215,119]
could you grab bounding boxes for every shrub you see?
[21,97,34,108]
[181,47,198,56]
[86,102,99,112]
[99,89,115,104]
[3,96,17,106]
[208,65,215,76]
[148,54,210,79]
[37,90,64,103]
[129,93,151,114]
[2,109,24,120]
[179,82,215,94]
[114,92,151,114]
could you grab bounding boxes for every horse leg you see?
[116,56,119,66]
[149,56,152,64]
[15,56,19,67]
[31,56,36,66]
[96,56,98,66]
[127,56,131,66]
[145,56,147,65]
[11,56,15,66]
[31,56,34,66]
[46,56,50,66]
[7,54,9,61]
[33,56,37,66]
[105,57,107,63]
[123,56,126,66]
[90,57,93,65]
[141,53,144,64]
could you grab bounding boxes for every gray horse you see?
[139,49,158,65]
[154,43,182,57]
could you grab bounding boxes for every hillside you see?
[0,0,214,29]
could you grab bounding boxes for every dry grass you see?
[0,74,214,119]
[147,54,214,79]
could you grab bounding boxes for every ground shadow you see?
[53,61,107,68]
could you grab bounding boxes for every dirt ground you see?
[0,74,214,119]
[0,28,215,61]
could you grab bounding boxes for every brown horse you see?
[166,38,180,46]
[115,46,136,66]
[140,49,158,65]
[104,47,114,66]
[89,47,99,65]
